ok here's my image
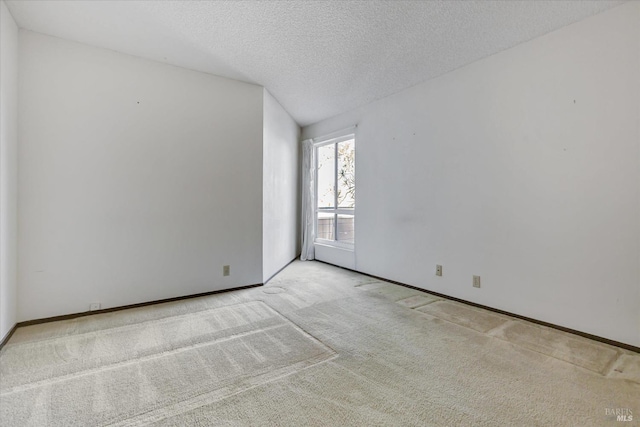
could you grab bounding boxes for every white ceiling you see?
[5,0,626,126]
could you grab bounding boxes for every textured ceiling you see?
[5,0,626,126]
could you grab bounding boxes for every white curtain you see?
[300,139,316,260]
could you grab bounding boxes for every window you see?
[315,134,355,247]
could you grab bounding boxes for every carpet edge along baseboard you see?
[0,282,263,350]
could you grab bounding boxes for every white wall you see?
[315,244,355,270]
[18,31,264,321]
[0,0,18,341]
[303,3,640,346]
[263,90,300,282]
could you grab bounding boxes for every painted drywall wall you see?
[0,0,18,341]
[18,30,264,321]
[263,90,301,282]
[315,244,355,270]
[303,3,640,346]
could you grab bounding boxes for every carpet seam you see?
[488,332,616,376]
[406,299,441,310]
[108,353,339,426]
[0,323,288,396]
[3,300,270,350]
[412,310,616,376]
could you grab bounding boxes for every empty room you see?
[0,1,638,425]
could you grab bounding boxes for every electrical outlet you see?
[223,265,230,276]
[473,276,481,288]
[89,303,101,311]
[436,265,443,276]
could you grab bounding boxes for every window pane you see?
[317,144,335,208]
[317,212,335,240]
[337,139,355,208]
[337,215,354,244]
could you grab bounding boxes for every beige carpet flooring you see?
[1,261,638,426]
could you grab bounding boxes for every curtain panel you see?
[300,139,316,260]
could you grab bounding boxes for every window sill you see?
[314,240,354,252]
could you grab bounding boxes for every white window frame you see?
[314,132,355,250]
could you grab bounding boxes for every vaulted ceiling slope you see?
[6,0,626,126]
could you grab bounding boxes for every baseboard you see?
[6,260,301,345]
[14,283,263,329]
[0,323,18,352]
[264,255,299,285]
[315,260,640,354]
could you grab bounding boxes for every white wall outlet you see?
[473,276,481,288]
[223,265,230,276]
[436,265,443,276]
[89,303,101,311]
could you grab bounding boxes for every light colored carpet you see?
[1,260,638,426]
